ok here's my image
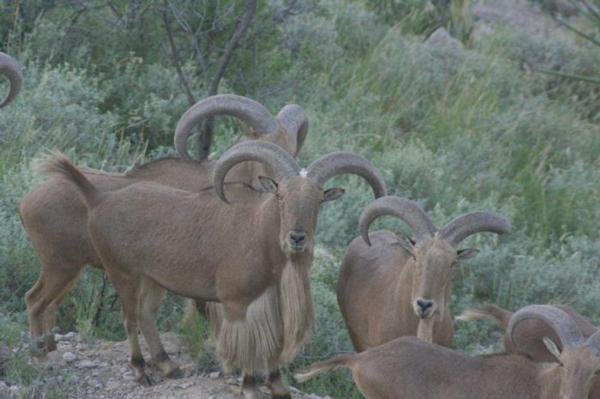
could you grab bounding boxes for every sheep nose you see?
[289,231,306,247]
[416,299,434,318]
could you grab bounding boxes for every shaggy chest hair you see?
[209,257,314,373]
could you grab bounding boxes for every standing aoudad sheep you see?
[40,140,387,399]
[337,196,510,350]
[296,305,600,399]
[0,52,23,108]
[20,94,308,381]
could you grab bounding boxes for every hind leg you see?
[25,262,83,354]
[137,277,182,378]
[104,269,153,386]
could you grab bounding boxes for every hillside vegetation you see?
[1,0,599,397]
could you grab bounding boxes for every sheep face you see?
[545,340,600,399]
[259,175,344,255]
[410,238,457,320]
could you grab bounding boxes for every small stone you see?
[63,352,77,363]
[425,27,463,52]
[77,359,97,369]
[209,371,220,379]
[176,381,193,389]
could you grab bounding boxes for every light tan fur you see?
[279,260,314,362]
[215,285,282,373]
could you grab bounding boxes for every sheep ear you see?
[323,187,345,203]
[543,336,562,362]
[258,176,278,193]
[457,248,479,260]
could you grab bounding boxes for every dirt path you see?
[34,332,328,399]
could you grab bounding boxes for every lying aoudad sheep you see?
[41,141,387,399]
[0,52,23,108]
[458,302,600,396]
[297,305,600,399]
[337,196,510,349]
[21,94,307,382]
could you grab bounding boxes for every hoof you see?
[136,373,154,387]
[45,339,57,352]
[166,366,184,379]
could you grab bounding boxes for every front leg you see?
[240,372,263,399]
[267,356,291,399]
[267,368,291,399]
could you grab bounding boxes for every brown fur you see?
[337,232,461,350]
[21,103,306,391]
[40,146,380,392]
[296,336,600,399]
[458,303,600,397]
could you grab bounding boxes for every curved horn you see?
[306,152,387,198]
[359,196,436,246]
[585,330,600,355]
[174,94,279,160]
[508,305,585,353]
[0,52,23,109]
[437,211,511,247]
[213,141,300,203]
[276,104,308,156]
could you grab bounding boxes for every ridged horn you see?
[0,52,23,109]
[213,141,300,203]
[359,196,436,246]
[174,94,279,160]
[508,305,585,354]
[437,211,511,247]
[306,152,387,198]
[276,104,308,156]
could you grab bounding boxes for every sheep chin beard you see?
[417,318,435,343]
[279,258,314,363]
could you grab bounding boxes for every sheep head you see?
[359,196,510,335]
[0,52,23,108]
[214,141,387,257]
[173,94,308,159]
[509,305,600,399]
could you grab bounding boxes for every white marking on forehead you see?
[299,168,308,177]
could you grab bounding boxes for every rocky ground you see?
[0,332,332,399]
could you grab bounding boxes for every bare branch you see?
[197,0,258,160]
[161,0,196,107]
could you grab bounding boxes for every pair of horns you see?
[360,196,511,247]
[508,304,600,356]
[212,141,387,203]
[0,52,23,108]
[174,94,308,160]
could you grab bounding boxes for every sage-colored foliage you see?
[1,0,600,397]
